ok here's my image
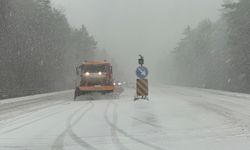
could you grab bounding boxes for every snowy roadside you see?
[0,90,73,105]
[156,84,250,101]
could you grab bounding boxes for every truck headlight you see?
[85,72,90,76]
[98,72,102,75]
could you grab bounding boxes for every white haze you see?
[51,0,222,82]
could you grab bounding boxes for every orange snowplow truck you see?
[74,60,115,100]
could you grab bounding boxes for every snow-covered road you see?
[0,86,250,150]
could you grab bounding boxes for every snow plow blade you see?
[79,85,114,92]
[74,85,124,100]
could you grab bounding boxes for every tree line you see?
[169,0,250,93]
[0,0,97,98]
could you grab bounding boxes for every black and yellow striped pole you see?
[135,55,149,101]
[137,79,148,96]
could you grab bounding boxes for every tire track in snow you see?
[51,101,97,150]
[0,94,71,122]
[105,101,167,150]
[0,101,70,129]
[170,89,250,137]
[105,101,131,150]
[67,102,97,150]
[1,101,73,134]
[0,94,70,114]
[51,102,90,150]
[132,117,162,128]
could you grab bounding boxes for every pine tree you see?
[223,0,250,92]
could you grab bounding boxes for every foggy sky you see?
[51,0,222,81]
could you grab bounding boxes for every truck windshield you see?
[81,65,108,73]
